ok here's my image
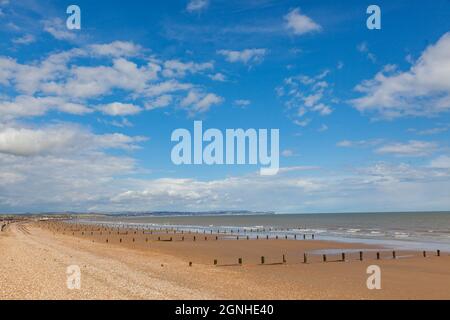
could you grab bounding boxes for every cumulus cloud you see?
[0,95,91,120]
[351,32,450,119]
[278,70,335,124]
[89,41,142,57]
[0,41,220,118]
[162,59,213,78]
[43,18,77,41]
[98,102,142,116]
[0,124,146,157]
[217,48,267,65]
[180,90,223,113]
[284,8,321,35]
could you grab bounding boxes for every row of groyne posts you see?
[39,221,444,267]
[42,221,317,242]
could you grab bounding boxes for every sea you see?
[75,212,450,252]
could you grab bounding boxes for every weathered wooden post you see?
[342,252,345,261]
[323,254,327,262]
[158,236,160,241]
[303,253,307,264]
[120,238,122,243]
[238,258,242,265]
[282,254,286,263]
[106,239,108,243]
[359,251,363,261]
[189,261,192,267]
[214,259,217,265]
[437,250,441,257]
[392,251,396,259]
[275,235,278,240]
[193,236,196,241]
[423,251,426,257]
[377,252,380,260]
[261,256,265,264]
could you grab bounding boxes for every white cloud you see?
[217,48,267,65]
[186,0,208,12]
[181,90,223,113]
[284,8,321,35]
[43,18,77,41]
[233,99,251,107]
[0,95,91,120]
[352,32,450,118]
[144,95,173,110]
[281,149,294,157]
[162,59,213,78]
[375,140,438,157]
[98,102,141,116]
[0,124,145,157]
[89,41,142,57]
[12,34,35,45]
[429,155,450,169]
[209,73,227,82]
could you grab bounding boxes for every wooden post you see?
[377,252,380,260]
[256,235,259,239]
[276,235,278,240]
[189,262,192,267]
[247,236,249,240]
[120,238,122,243]
[170,237,173,241]
[323,254,327,262]
[393,251,396,259]
[359,251,363,261]
[193,236,196,241]
[158,237,160,241]
[303,234,306,240]
[182,236,184,241]
[106,239,108,243]
[341,253,345,261]
[261,256,265,264]
[214,259,217,265]
[237,236,239,240]
[303,253,307,264]
[282,254,286,263]
[437,250,441,257]
[312,234,315,240]
[266,235,269,240]
[423,251,426,257]
[238,258,242,265]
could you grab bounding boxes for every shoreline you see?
[1,220,450,299]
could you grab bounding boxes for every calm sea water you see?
[79,212,450,252]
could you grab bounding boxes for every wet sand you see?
[1,221,449,299]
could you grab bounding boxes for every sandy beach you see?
[1,221,449,300]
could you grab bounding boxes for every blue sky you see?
[0,0,450,213]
